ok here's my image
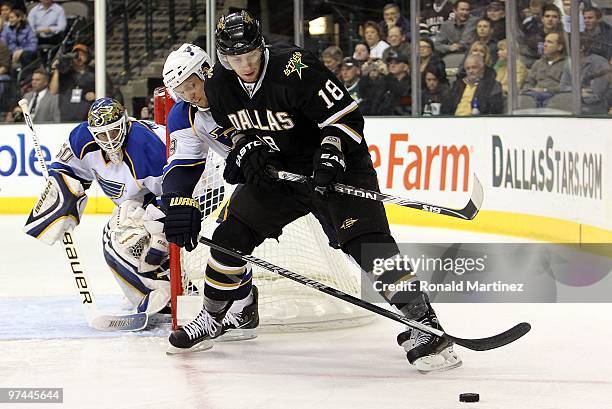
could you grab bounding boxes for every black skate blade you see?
[165,340,214,355]
[445,322,531,351]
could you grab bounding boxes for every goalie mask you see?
[87,98,129,164]
[162,43,212,108]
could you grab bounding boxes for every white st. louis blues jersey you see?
[50,120,167,205]
[163,100,234,194]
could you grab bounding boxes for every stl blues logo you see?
[283,52,308,79]
[93,170,125,199]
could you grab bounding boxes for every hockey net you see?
[154,87,374,331]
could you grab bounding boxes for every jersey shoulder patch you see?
[268,45,330,91]
[68,122,99,160]
[123,121,167,179]
[167,100,197,134]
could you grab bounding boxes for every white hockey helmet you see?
[163,43,212,100]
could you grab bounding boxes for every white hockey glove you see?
[24,171,88,245]
[109,202,169,273]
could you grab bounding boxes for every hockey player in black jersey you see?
[163,11,461,372]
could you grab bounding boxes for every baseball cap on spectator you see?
[341,57,358,68]
[73,43,89,55]
[487,1,504,11]
[385,51,409,64]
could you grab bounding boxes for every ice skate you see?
[397,297,462,373]
[166,302,232,355]
[218,286,259,342]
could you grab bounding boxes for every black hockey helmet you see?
[215,11,264,56]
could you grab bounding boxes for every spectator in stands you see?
[1,2,12,31]
[420,0,455,38]
[486,1,506,42]
[549,35,611,114]
[382,26,410,62]
[382,52,411,115]
[27,0,66,46]
[422,63,450,115]
[49,43,96,121]
[0,39,10,95]
[520,3,562,68]
[419,37,445,76]
[352,41,371,67]
[468,40,494,67]
[457,40,495,77]
[466,18,498,64]
[433,0,478,56]
[379,3,410,42]
[1,9,37,71]
[494,39,528,96]
[8,68,59,122]
[442,54,503,116]
[321,45,343,80]
[339,57,364,106]
[361,58,388,83]
[469,0,493,17]
[363,20,389,59]
[519,31,567,108]
[583,7,612,60]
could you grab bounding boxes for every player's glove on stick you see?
[161,194,201,252]
[313,136,345,195]
[224,134,281,190]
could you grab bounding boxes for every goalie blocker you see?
[24,170,88,245]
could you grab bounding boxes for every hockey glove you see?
[313,136,346,195]
[161,194,201,252]
[225,134,280,190]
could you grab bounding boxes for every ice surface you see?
[1,215,611,409]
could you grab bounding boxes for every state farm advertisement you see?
[363,117,611,230]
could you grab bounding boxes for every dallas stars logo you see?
[283,52,308,79]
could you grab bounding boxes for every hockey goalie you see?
[24,97,172,321]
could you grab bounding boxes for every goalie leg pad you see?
[103,225,169,309]
[24,171,88,245]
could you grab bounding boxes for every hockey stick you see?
[199,236,530,351]
[18,99,147,331]
[267,167,483,221]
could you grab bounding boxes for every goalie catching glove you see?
[313,136,345,195]
[108,200,169,273]
[161,194,201,252]
[24,171,88,245]
[224,134,283,190]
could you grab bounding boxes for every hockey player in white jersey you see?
[162,43,259,343]
[24,97,172,320]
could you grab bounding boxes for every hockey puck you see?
[459,393,479,403]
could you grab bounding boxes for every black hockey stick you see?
[267,167,483,221]
[199,236,531,351]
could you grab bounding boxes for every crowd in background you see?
[0,0,611,123]
[318,0,612,116]
[0,0,121,124]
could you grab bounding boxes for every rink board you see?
[0,117,610,242]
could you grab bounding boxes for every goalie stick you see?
[199,236,531,351]
[267,167,483,221]
[18,98,147,332]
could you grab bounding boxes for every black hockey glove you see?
[161,194,201,252]
[313,136,345,195]
[224,134,280,190]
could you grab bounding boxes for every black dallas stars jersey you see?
[205,44,370,173]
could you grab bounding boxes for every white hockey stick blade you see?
[90,312,148,331]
